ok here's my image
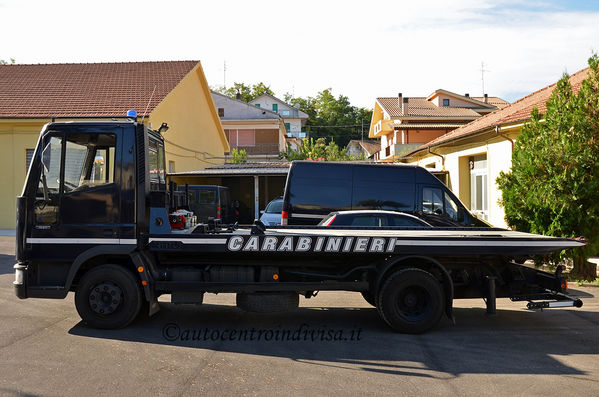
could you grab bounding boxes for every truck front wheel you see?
[377,268,444,334]
[75,264,142,329]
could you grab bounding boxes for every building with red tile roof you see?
[0,61,228,228]
[368,89,508,161]
[401,67,589,227]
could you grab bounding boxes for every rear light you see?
[217,205,221,219]
[322,215,336,226]
[281,210,289,226]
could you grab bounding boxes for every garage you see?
[169,162,290,224]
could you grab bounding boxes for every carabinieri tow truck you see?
[13,118,585,333]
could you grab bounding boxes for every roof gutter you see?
[427,147,445,170]
[495,125,514,152]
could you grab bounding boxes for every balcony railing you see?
[277,109,301,118]
[379,144,422,160]
[228,143,281,156]
[287,131,307,139]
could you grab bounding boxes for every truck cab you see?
[15,120,161,298]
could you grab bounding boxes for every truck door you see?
[31,129,122,242]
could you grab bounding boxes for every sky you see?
[1,0,598,108]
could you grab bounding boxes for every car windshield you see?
[265,200,283,213]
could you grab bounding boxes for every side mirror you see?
[260,210,265,215]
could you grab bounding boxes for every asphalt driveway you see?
[1,236,598,396]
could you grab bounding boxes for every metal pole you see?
[254,176,259,221]
[486,276,497,315]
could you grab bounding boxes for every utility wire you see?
[307,124,371,128]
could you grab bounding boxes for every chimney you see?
[465,93,469,98]
[397,92,402,108]
[402,97,409,115]
[236,91,241,100]
[484,93,488,103]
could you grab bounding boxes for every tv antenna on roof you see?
[480,61,490,96]
[141,85,157,124]
[223,60,227,88]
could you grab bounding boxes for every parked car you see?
[318,210,432,227]
[177,185,234,224]
[260,197,283,226]
[281,161,489,227]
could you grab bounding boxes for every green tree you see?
[285,88,373,147]
[214,82,274,102]
[497,54,599,280]
[280,137,362,161]
[230,148,247,163]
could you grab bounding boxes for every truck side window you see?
[34,136,63,226]
[63,134,116,192]
[149,138,166,190]
[422,187,443,215]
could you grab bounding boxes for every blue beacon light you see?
[127,109,137,118]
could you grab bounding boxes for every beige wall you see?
[432,94,478,108]
[406,133,517,228]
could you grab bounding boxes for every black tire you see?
[361,291,377,307]
[377,268,444,334]
[75,264,142,329]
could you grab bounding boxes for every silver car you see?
[259,197,283,226]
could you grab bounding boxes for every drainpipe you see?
[495,125,514,152]
[427,147,445,170]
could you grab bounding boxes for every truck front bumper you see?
[13,263,28,299]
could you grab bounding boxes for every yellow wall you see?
[405,128,520,228]
[149,62,229,172]
[368,102,386,138]
[0,120,47,228]
[0,62,228,229]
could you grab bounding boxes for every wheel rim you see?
[396,285,432,321]
[88,282,123,315]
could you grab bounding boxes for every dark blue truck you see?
[14,119,584,334]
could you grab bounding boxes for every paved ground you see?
[1,236,599,396]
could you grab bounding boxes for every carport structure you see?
[169,162,290,224]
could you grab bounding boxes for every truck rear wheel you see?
[75,264,142,329]
[377,268,444,334]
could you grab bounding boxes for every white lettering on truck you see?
[228,236,244,251]
[226,236,399,254]
[296,237,312,251]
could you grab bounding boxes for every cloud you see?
[0,0,597,108]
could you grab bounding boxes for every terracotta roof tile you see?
[395,123,465,129]
[378,97,481,118]
[405,67,590,155]
[0,61,198,118]
[471,96,510,109]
